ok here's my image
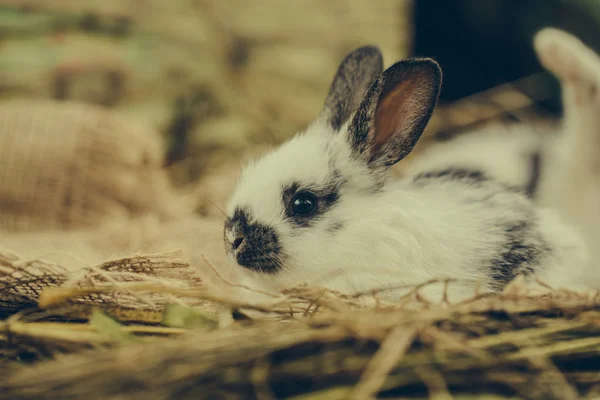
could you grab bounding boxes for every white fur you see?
[224,29,600,303]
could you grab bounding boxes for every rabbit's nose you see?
[232,237,244,251]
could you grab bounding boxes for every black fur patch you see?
[412,168,489,184]
[224,208,283,274]
[282,171,344,228]
[411,167,549,289]
[489,220,547,287]
[412,167,528,197]
[525,151,542,198]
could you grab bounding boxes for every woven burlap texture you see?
[0,99,190,232]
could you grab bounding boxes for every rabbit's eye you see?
[291,192,318,216]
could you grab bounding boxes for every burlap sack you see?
[0,99,186,232]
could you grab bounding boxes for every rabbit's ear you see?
[322,46,384,131]
[349,58,442,168]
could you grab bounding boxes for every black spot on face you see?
[224,208,283,274]
[282,171,344,228]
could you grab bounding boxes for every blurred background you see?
[1,0,600,234]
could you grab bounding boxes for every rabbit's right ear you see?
[322,46,384,131]
[348,58,442,169]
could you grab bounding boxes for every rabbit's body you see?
[403,28,600,291]
[228,122,586,301]
[223,28,598,302]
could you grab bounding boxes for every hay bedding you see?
[1,249,600,400]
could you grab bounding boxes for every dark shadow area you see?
[413,0,600,115]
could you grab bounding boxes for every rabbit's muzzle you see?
[223,207,283,274]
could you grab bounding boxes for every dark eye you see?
[291,192,318,216]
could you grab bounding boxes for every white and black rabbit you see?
[223,29,593,302]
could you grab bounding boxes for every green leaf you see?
[89,310,138,344]
[161,303,218,330]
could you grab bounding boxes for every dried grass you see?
[0,248,599,400]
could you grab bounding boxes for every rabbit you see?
[222,44,591,303]
[401,27,600,291]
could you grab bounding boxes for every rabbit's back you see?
[402,162,588,293]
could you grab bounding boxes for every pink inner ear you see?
[373,78,421,152]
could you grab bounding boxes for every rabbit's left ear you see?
[348,58,442,168]
[322,46,384,131]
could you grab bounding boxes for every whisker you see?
[207,200,228,219]
[200,254,279,298]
